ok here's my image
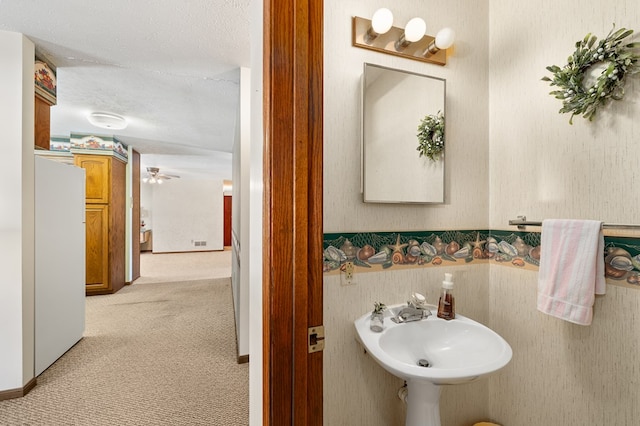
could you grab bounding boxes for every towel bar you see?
[508,216,640,231]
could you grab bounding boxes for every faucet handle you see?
[409,292,427,308]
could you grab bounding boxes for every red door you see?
[223,195,232,247]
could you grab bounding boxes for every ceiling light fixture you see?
[87,112,128,130]
[142,167,179,184]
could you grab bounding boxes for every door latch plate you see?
[308,325,325,353]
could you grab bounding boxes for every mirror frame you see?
[361,63,446,204]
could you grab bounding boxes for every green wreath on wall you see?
[416,111,445,161]
[542,26,640,124]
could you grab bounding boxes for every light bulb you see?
[157,178,163,184]
[149,177,156,184]
[371,8,393,34]
[435,27,455,49]
[404,17,426,42]
[143,177,148,183]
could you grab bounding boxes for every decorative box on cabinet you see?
[73,153,127,296]
[34,59,56,151]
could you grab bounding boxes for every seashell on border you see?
[606,247,631,259]
[486,241,499,253]
[631,254,640,272]
[324,246,346,262]
[357,244,375,261]
[528,245,541,260]
[605,262,626,279]
[323,260,340,272]
[445,241,460,255]
[512,237,529,256]
[392,251,405,264]
[610,255,633,271]
[453,247,470,258]
[627,274,640,285]
[498,241,517,257]
[405,253,418,264]
[472,247,484,259]
[339,239,358,259]
[408,245,422,257]
[368,251,389,264]
[433,237,446,254]
[420,242,437,256]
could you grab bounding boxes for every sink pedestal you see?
[406,381,442,426]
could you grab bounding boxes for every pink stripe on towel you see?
[537,219,606,326]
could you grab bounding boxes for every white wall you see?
[488,1,640,423]
[0,30,35,392]
[231,66,252,358]
[248,0,264,422]
[140,182,153,229]
[151,179,224,253]
[323,1,491,424]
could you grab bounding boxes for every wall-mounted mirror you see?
[362,63,446,203]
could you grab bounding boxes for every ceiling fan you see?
[143,167,180,184]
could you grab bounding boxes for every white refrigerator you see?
[35,156,86,376]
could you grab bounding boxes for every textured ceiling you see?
[0,0,250,180]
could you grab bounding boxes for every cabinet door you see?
[74,155,111,204]
[85,204,110,294]
[34,96,51,150]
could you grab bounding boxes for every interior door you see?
[224,195,232,247]
[263,0,324,424]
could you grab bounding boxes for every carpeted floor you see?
[0,272,248,425]
[135,249,232,284]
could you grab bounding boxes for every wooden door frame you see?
[263,0,323,424]
[131,150,141,281]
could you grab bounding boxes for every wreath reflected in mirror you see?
[417,111,444,161]
[542,26,640,124]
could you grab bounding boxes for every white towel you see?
[537,219,606,326]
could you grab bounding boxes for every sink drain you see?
[417,358,431,368]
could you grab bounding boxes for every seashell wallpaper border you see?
[323,229,640,290]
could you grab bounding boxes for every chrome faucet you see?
[391,294,432,323]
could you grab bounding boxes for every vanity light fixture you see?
[425,27,456,55]
[364,8,394,43]
[395,17,426,51]
[352,9,455,66]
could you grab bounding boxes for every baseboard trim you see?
[0,377,37,401]
[237,354,249,364]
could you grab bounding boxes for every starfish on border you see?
[387,233,408,254]
[471,232,486,249]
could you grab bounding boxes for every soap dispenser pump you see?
[437,272,455,320]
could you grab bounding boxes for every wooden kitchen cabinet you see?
[74,153,126,295]
[74,155,111,203]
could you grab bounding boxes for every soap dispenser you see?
[437,272,455,320]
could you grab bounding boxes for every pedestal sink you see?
[354,305,512,426]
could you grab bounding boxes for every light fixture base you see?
[87,112,128,130]
[352,16,447,66]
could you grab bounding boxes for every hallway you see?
[0,250,248,425]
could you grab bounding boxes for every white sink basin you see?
[354,304,512,426]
